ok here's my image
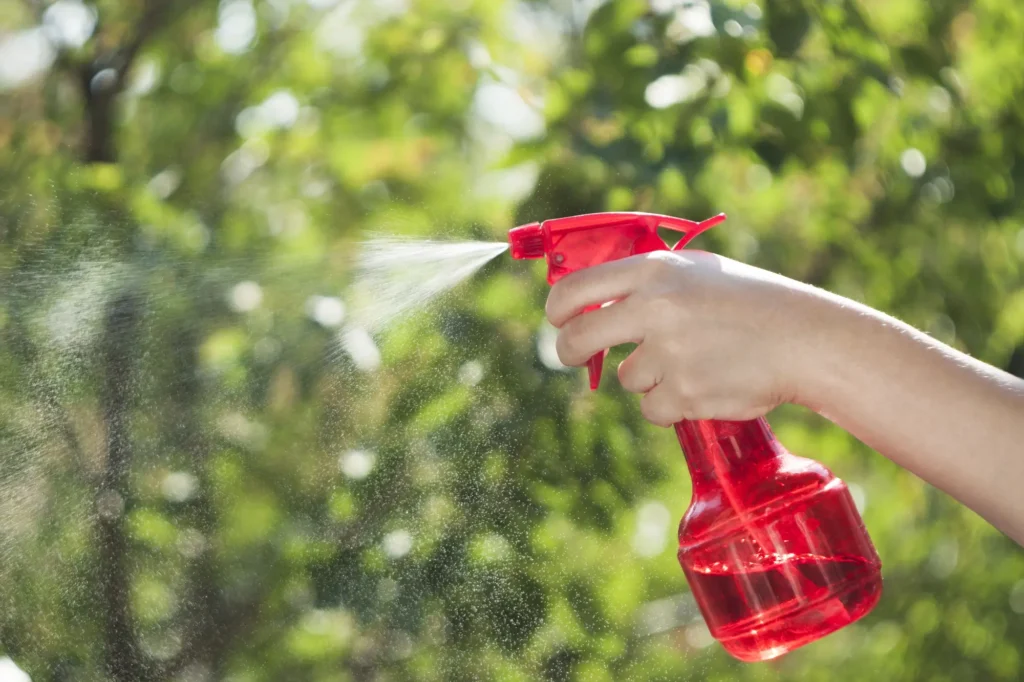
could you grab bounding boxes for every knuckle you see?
[680,405,712,421]
[639,401,666,427]
[675,381,698,403]
[638,289,682,321]
[676,379,741,420]
[721,402,762,421]
[640,393,675,427]
[644,250,676,269]
[673,385,706,421]
[650,293,677,318]
[675,400,698,422]
[642,251,681,280]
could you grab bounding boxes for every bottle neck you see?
[673,418,782,488]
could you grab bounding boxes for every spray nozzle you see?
[508,222,544,259]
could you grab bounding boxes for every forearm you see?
[796,290,1024,546]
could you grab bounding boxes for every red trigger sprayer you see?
[509,212,882,662]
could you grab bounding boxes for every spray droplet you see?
[347,236,508,334]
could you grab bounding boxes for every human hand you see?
[548,248,1024,546]
[545,250,826,426]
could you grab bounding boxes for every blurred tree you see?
[0,0,1022,681]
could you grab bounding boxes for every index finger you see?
[545,255,650,328]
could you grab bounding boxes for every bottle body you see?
[675,419,882,662]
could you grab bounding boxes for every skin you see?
[546,250,1024,547]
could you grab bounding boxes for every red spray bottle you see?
[509,212,882,662]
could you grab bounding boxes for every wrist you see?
[778,283,864,414]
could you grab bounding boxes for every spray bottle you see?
[509,211,882,662]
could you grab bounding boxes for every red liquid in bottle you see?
[675,419,882,662]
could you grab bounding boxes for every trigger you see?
[587,350,607,390]
[581,301,613,390]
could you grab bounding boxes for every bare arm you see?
[801,290,1024,546]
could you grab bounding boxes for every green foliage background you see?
[1,0,1023,680]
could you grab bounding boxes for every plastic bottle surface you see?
[675,419,882,661]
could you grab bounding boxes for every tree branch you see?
[120,0,199,75]
[97,291,145,682]
[38,392,99,485]
[157,319,271,680]
[162,322,228,678]
[81,0,205,162]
